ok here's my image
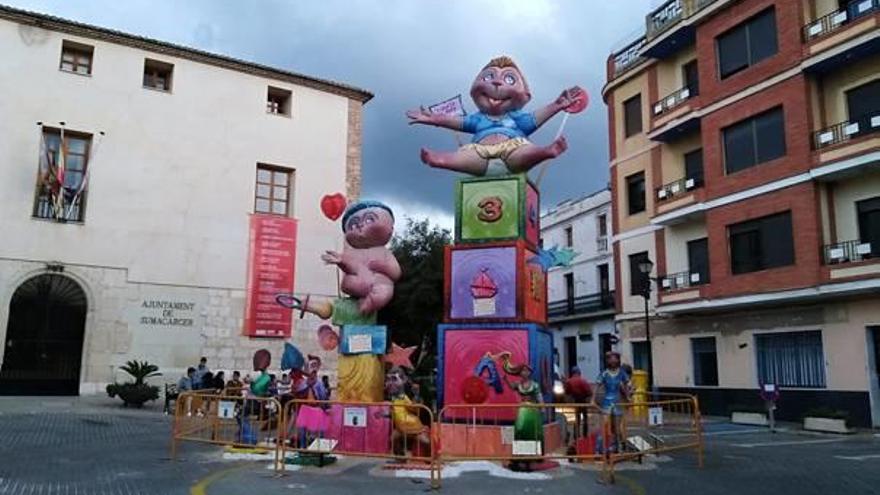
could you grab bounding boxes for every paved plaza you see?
[1,397,879,495]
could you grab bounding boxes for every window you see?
[684,148,704,186]
[267,86,292,116]
[691,337,718,386]
[756,331,826,388]
[631,341,650,372]
[626,172,646,215]
[597,213,608,237]
[255,164,293,215]
[34,128,91,222]
[845,79,880,138]
[687,238,710,284]
[729,211,794,274]
[683,60,699,96]
[143,59,174,91]
[717,8,778,79]
[564,273,574,310]
[857,196,880,256]
[723,107,785,174]
[564,226,573,247]
[598,264,610,302]
[59,40,93,75]
[629,251,650,295]
[623,94,642,137]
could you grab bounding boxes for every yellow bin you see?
[631,369,649,418]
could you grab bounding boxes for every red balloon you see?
[565,86,589,114]
[461,376,489,404]
[320,193,347,221]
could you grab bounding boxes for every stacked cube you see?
[437,174,554,419]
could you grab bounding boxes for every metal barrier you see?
[170,391,283,468]
[611,392,704,471]
[278,399,439,488]
[169,394,703,487]
[437,403,615,481]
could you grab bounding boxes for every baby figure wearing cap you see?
[321,200,401,314]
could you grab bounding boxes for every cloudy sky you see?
[9,0,654,228]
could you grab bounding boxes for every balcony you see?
[803,0,879,42]
[656,175,703,202]
[642,0,722,58]
[610,36,648,80]
[547,291,615,319]
[659,270,707,291]
[813,113,880,150]
[652,85,696,118]
[32,194,84,223]
[646,0,685,40]
[822,239,877,264]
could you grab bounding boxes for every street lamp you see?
[637,258,655,391]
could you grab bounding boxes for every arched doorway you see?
[0,274,87,395]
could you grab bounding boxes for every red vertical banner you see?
[243,214,297,338]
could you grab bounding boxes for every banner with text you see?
[243,214,297,338]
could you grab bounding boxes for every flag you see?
[428,94,467,116]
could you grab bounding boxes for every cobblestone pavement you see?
[1,397,878,494]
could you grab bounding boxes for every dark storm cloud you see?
[8,0,653,221]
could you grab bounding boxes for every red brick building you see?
[603,0,880,427]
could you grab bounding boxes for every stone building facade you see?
[0,6,371,394]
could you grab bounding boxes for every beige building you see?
[0,6,371,395]
[604,0,880,427]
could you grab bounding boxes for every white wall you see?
[0,21,349,296]
[543,190,615,302]
[553,318,615,380]
[0,19,359,391]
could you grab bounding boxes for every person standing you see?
[193,357,210,389]
[564,366,593,437]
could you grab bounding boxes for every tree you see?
[378,217,451,378]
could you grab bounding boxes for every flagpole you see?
[56,121,67,220]
[65,130,105,221]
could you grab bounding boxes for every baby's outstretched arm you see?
[321,250,354,274]
[406,106,464,132]
[533,86,582,128]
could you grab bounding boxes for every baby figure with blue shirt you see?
[407,56,582,176]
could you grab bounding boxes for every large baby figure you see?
[288,200,400,319]
[407,56,582,176]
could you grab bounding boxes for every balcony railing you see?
[646,0,720,41]
[647,0,685,39]
[822,239,876,264]
[659,270,707,291]
[611,36,647,77]
[656,175,703,201]
[548,291,615,318]
[813,113,880,149]
[803,0,879,41]
[653,85,697,117]
[33,194,84,223]
[597,236,609,253]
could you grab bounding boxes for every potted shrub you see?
[729,404,769,426]
[803,407,854,434]
[106,360,161,407]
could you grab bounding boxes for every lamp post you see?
[637,257,655,391]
